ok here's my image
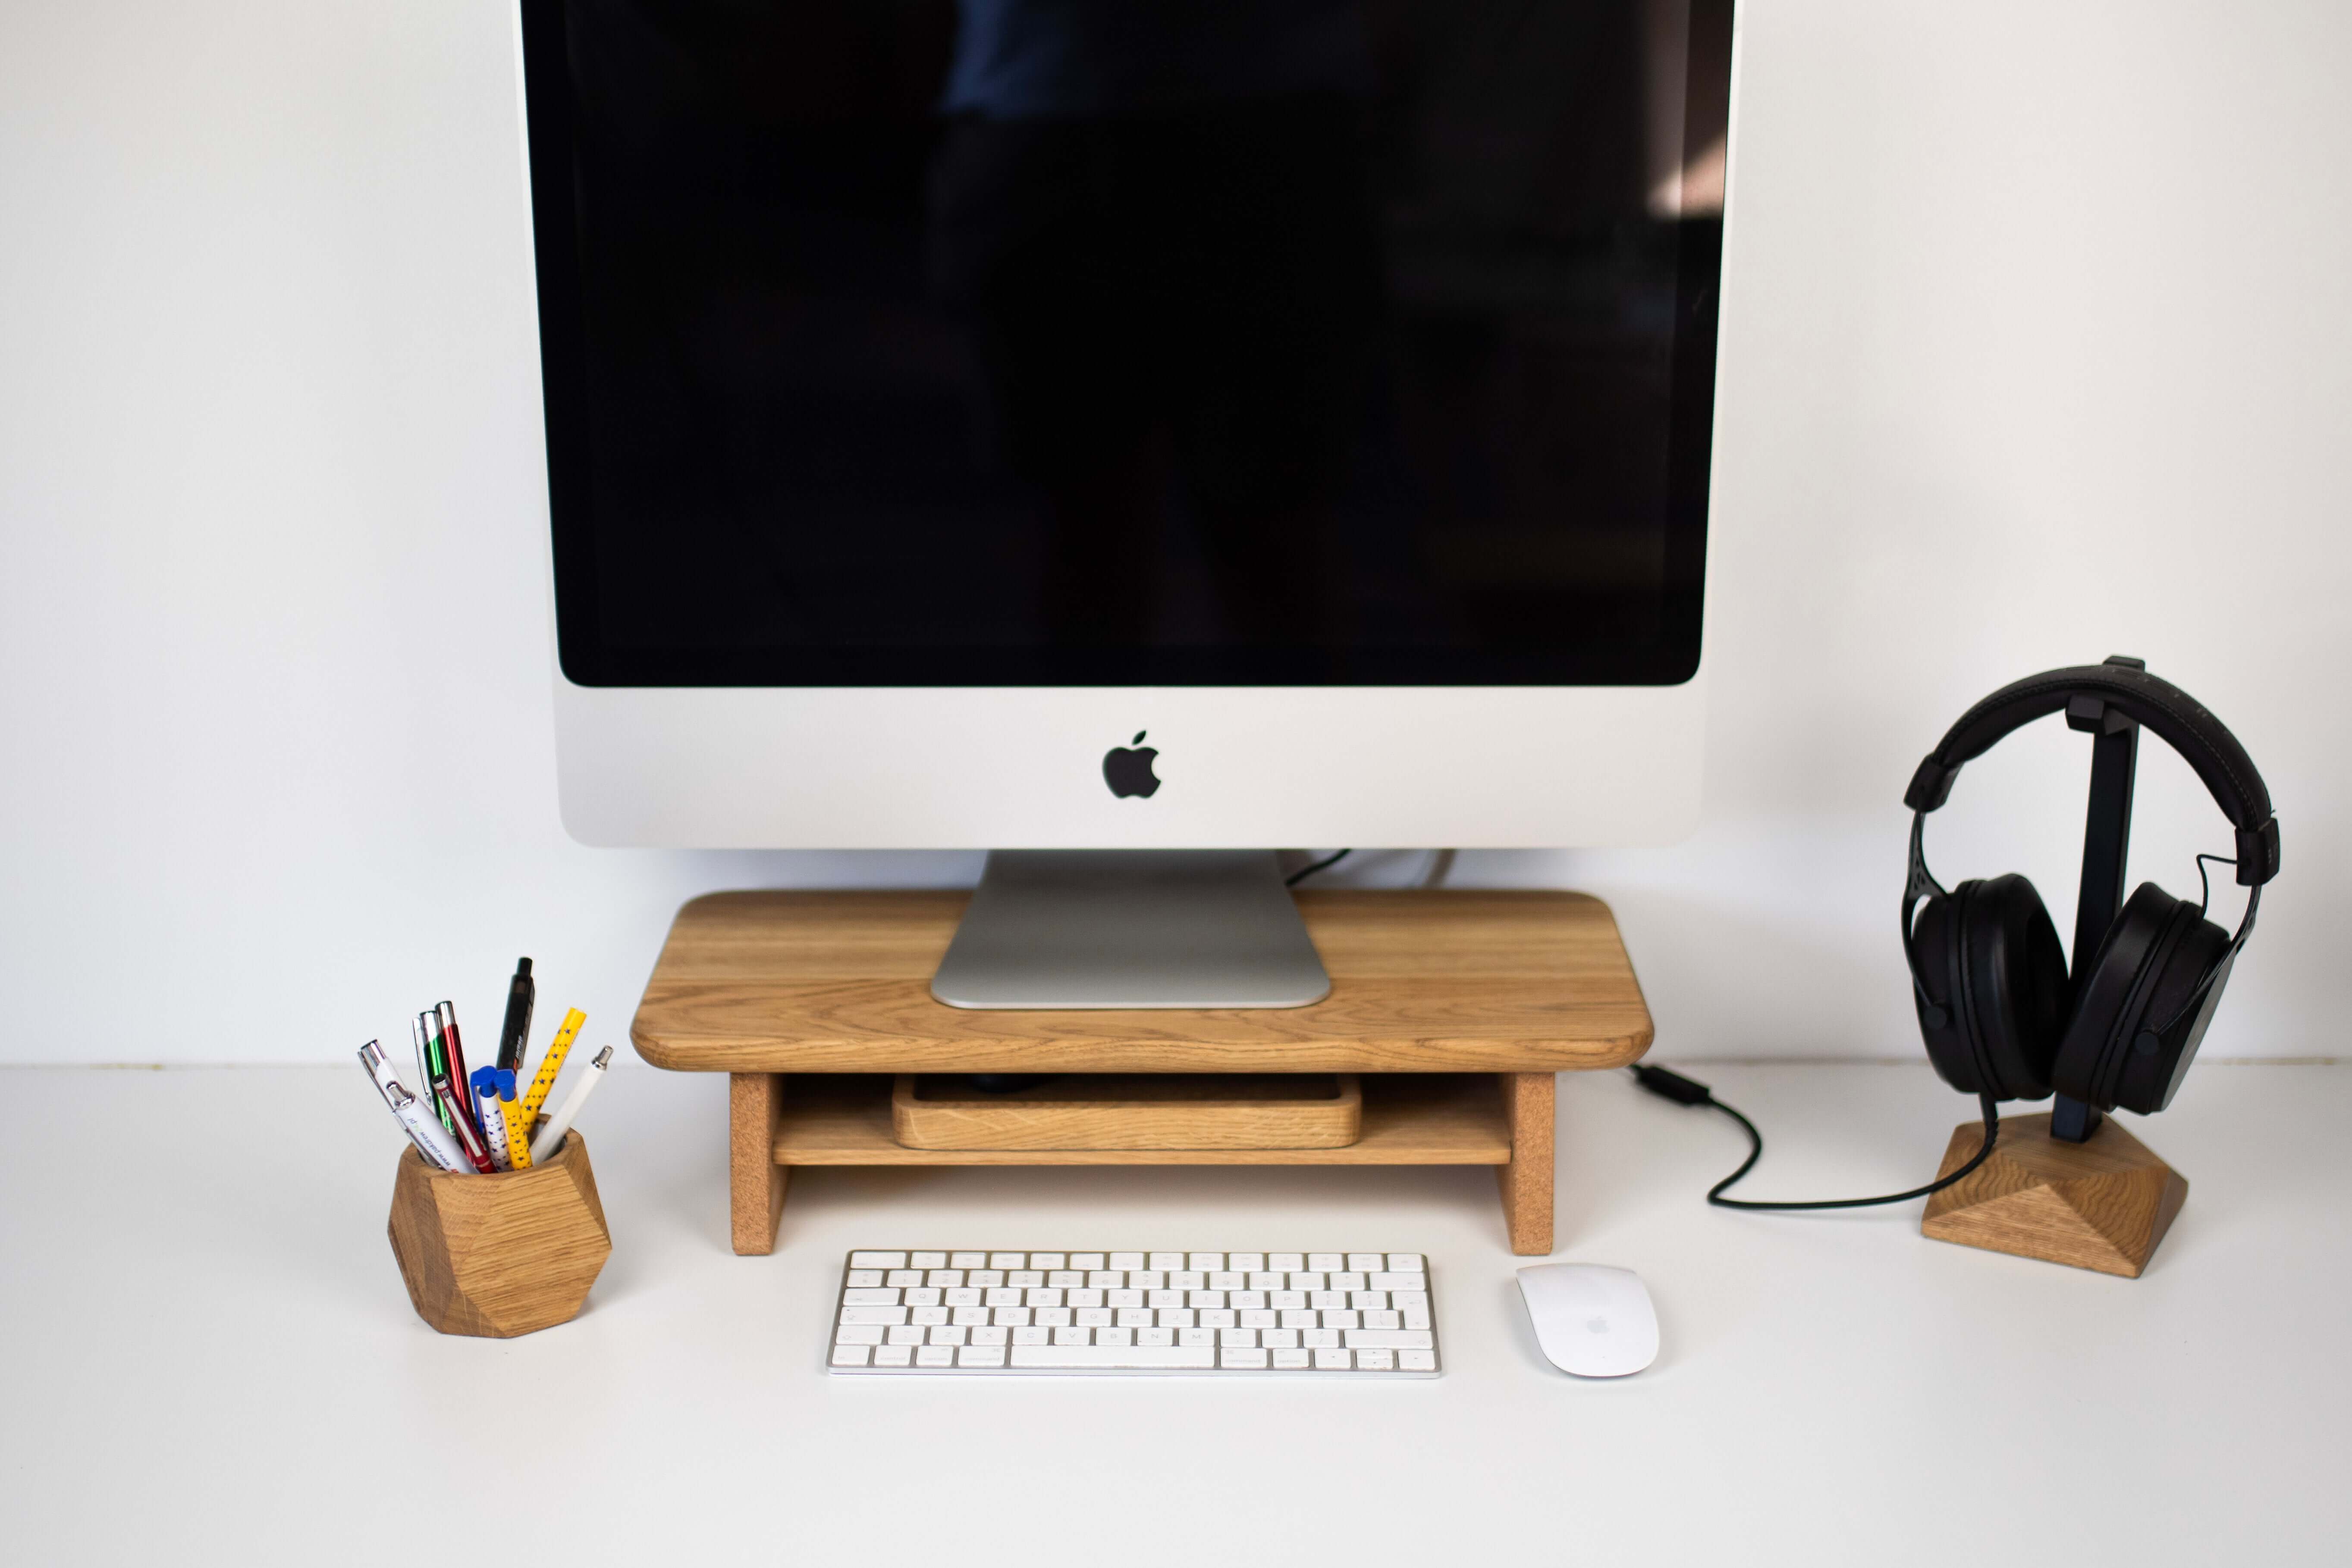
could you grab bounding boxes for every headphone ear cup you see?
[1908,887,1983,1094]
[1909,876,2066,1101]
[1957,873,2068,1101]
[2054,883,2234,1114]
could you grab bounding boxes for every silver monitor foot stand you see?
[930,851,1332,1010]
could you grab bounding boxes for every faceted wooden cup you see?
[387,1132,612,1337]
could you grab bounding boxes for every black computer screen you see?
[524,0,1730,685]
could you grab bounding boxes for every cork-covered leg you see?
[1496,1071,1556,1255]
[730,1072,788,1255]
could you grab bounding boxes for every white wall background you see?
[3,1,2347,1065]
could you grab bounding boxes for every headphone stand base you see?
[1920,1112,2187,1278]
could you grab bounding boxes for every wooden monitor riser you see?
[631,890,1655,1256]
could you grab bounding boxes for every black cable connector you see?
[1628,1062,2000,1211]
[1284,849,1353,887]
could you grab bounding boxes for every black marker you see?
[496,956,535,1074]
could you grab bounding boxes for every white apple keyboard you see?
[827,1249,1441,1376]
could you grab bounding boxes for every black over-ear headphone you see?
[1901,662,2280,1115]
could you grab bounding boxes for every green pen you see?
[416,1012,455,1133]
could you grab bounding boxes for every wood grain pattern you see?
[771,1074,1511,1166]
[1920,1112,2188,1278]
[386,1133,611,1336]
[1496,1072,1557,1255]
[891,1074,1363,1150]
[730,1073,787,1255]
[630,890,1653,1073]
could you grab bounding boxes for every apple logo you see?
[1102,731,1161,799]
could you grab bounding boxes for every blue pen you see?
[471,1067,514,1170]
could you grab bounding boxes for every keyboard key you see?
[1054,1326,1090,1345]
[926,1270,963,1287]
[845,1270,885,1289]
[1110,1252,1144,1270]
[994,1307,1031,1326]
[1344,1330,1435,1350]
[1350,1291,1387,1310]
[1365,1311,1401,1330]
[911,1252,946,1268]
[1035,1308,1072,1327]
[1239,1310,1276,1329]
[1273,1348,1311,1369]
[969,1270,1003,1287]
[1200,1310,1237,1329]
[886,1270,922,1287]
[1222,1348,1269,1369]
[1303,1329,1339,1348]
[838,1306,908,1326]
[951,1252,985,1268]
[1370,1273,1420,1291]
[1219,1328,1257,1348]
[929,1326,967,1346]
[989,1253,1025,1269]
[1157,1308,1195,1328]
[972,1326,1008,1345]
[1269,1253,1304,1271]
[1356,1348,1394,1370]
[960,1346,1007,1367]
[1030,1253,1065,1270]
[1178,1328,1215,1348]
[1088,1271,1122,1289]
[952,1307,989,1326]
[1309,1254,1343,1271]
[1190,1253,1223,1271]
[887,1325,924,1345]
[1071,1253,1105,1270]
[1314,1348,1351,1369]
[1324,1311,1360,1330]
[874,1344,913,1366]
[1076,1308,1112,1327]
[1013,1327,1049,1345]
[945,1288,981,1307]
[905,1288,942,1307]
[1402,1307,1432,1331]
[829,1343,873,1367]
[1348,1254,1383,1272]
[1011,1345,1216,1370]
[1098,1327,1134,1346]
[1150,1251,1184,1270]
[1250,1273,1285,1291]
[911,1307,948,1326]
[842,1289,899,1306]
[1387,1254,1424,1273]
[834,1324,885,1345]
[1231,1254,1264,1273]
[1262,1329,1298,1349]
[1139,1327,1174,1346]
[1400,1350,1436,1371]
[1008,1271,1043,1288]
[1332,1272,1366,1292]
[850,1251,906,1269]
[916,1345,955,1366]
[1209,1271,1244,1290]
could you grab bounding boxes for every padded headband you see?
[1903,664,2280,885]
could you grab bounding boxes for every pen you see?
[472,1067,514,1170]
[528,1045,613,1163]
[437,1080,497,1173]
[416,1013,454,1132]
[387,1083,471,1173]
[497,1069,532,1169]
[496,957,535,1074]
[436,1001,472,1118]
[519,1007,586,1123]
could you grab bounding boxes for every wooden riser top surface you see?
[631,889,1653,1074]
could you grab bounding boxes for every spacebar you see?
[1008,1345,1217,1370]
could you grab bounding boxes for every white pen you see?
[529,1045,614,1163]
[388,1083,472,1173]
[358,1042,470,1173]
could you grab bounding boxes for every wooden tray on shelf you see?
[891,1073,1362,1151]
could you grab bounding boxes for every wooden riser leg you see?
[730,1072,788,1255]
[1496,1071,1556,1255]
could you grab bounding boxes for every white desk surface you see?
[3,1061,2345,1566]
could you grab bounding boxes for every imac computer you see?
[518,0,1734,1007]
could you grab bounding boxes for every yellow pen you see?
[499,1074,533,1170]
[520,1007,587,1122]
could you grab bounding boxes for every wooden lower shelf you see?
[772,1074,1510,1167]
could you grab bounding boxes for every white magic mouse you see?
[1516,1263,1659,1377]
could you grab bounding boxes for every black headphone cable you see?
[1629,1063,2001,1210]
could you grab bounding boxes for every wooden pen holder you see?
[387,1133,612,1337]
